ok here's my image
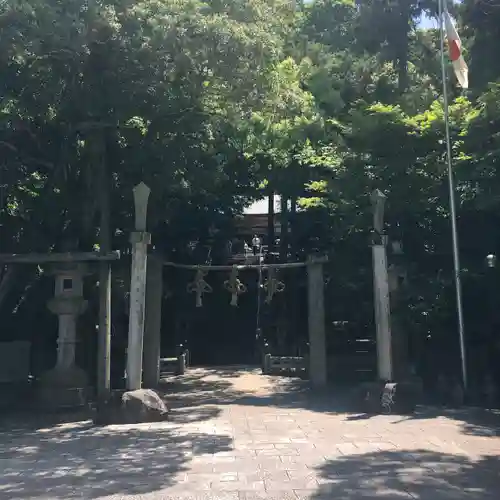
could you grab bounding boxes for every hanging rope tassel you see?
[187,268,212,307]
[224,265,247,306]
[263,267,285,304]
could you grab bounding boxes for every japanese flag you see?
[444,11,468,89]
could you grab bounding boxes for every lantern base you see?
[37,365,89,410]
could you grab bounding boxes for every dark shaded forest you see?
[1,0,500,394]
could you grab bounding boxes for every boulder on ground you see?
[122,388,168,423]
[93,388,168,425]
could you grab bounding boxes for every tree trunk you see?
[280,196,289,262]
[0,267,16,310]
[96,132,112,399]
[288,196,299,350]
[290,196,298,259]
[267,190,275,256]
[397,0,411,94]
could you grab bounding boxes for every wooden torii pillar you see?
[143,254,163,388]
[307,255,328,387]
[370,189,393,382]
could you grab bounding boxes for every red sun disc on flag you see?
[448,39,461,62]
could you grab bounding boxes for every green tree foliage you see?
[461,0,500,92]
[2,0,500,382]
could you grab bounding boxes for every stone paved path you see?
[1,367,500,499]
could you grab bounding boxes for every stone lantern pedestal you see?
[38,263,90,409]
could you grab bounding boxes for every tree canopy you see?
[2,0,500,382]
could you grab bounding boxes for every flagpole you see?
[438,0,468,390]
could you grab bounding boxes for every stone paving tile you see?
[212,459,259,474]
[116,494,241,500]
[238,492,297,500]
[243,470,291,483]
[212,481,266,492]
[255,447,300,457]
[1,368,499,499]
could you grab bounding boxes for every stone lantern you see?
[38,263,90,408]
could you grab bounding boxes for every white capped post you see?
[126,182,151,390]
[371,189,393,382]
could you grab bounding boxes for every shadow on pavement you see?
[310,449,500,499]
[5,367,496,440]
[161,366,500,439]
[1,365,498,500]
[390,406,500,437]
[0,419,232,499]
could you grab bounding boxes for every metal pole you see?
[438,0,468,390]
